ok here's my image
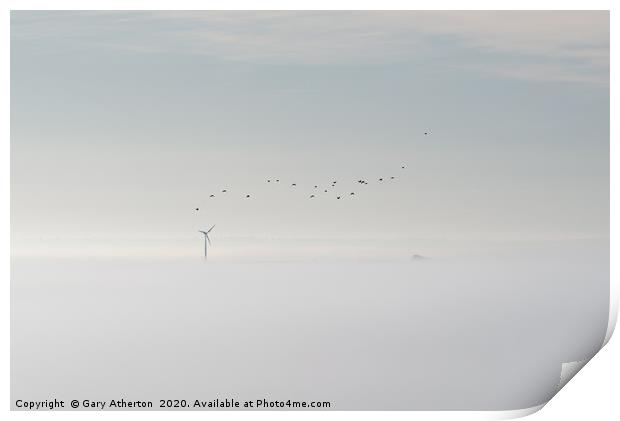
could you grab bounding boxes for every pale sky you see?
[11,11,609,258]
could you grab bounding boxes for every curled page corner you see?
[483,359,595,421]
[539,295,618,413]
[558,359,590,391]
[488,290,617,420]
[558,286,618,390]
[549,274,618,398]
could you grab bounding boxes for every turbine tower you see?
[198,225,215,260]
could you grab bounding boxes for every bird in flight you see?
[195,208,199,211]
[310,195,315,198]
[245,194,250,198]
[222,189,227,193]
[209,194,215,198]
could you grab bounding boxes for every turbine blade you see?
[198,230,208,235]
[206,234,212,245]
[207,225,215,233]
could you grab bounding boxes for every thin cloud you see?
[11,11,609,85]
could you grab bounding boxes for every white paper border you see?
[1,1,616,419]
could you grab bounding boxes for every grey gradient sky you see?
[10,11,609,258]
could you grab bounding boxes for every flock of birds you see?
[193,163,406,211]
[193,132,431,212]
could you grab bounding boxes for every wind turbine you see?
[198,225,215,260]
